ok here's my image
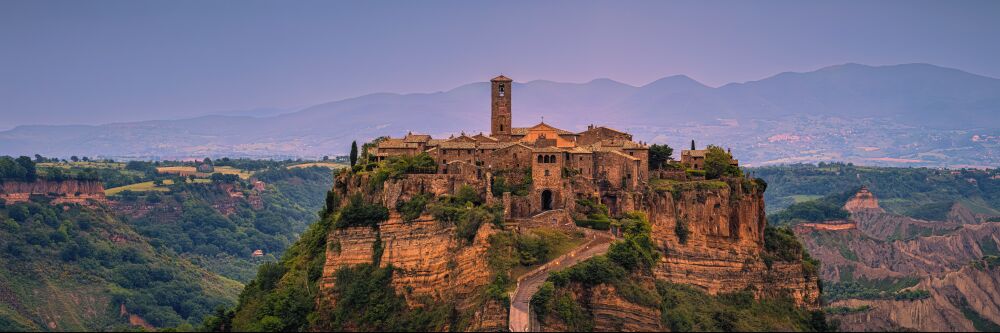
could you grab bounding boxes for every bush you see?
[674,217,690,244]
[369,153,437,188]
[607,212,658,272]
[336,195,389,229]
[531,282,555,319]
[573,198,613,230]
[396,194,429,222]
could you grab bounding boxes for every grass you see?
[156,166,253,179]
[38,161,126,170]
[789,195,823,203]
[510,228,587,279]
[650,179,729,194]
[105,180,173,195]
[288,162,348,170]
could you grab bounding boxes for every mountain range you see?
[1,63,998,166]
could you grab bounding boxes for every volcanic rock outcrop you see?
[0,179,107,205]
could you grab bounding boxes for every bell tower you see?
[491,75,513,140]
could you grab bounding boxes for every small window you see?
[499,83,505,96]
[544,170,550,176]
[537,155,543,163]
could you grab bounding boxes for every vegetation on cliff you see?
[573,197,613,230]
[0,199,240,331]
[533,211,829,332]
[125,166,334,282]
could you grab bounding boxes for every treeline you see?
[0,156,37,181]
[754,163,1000,214]
[767,189,856,226]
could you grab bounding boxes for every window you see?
[500,124,504,131]
[499,83,505,96]
[537,155,543,163]
[544,170,550,176]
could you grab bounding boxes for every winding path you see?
[509,229,612,332]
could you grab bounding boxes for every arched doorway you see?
[541,190,553,211]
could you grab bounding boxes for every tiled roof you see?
[403,134,431,143]
[606,150,640,161]
[491,75,513,82]
[587,140,645,151]
[582,126,628,135]
[377,139,415,149]
[438,142,477,149]
[532,146,565,153]
[681,149,707,157]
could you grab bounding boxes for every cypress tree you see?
[350,141,358,167]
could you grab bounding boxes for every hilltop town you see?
[370,75,738,219]
[272,75,825,332]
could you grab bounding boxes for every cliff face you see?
[0,179,107,205]
[319,174,504,331]
[844,186,883,213]
[645,184,821,307]
[796,209,1000,331]
[321,173,820,331]
[534,181,822,332]
[319,216,497,309]
[830,265,1000,332]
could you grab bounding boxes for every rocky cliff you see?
[843,185,883,213]
[0,179,107,205]
[645,182,820,307]
[319,215,497,309]
[312,173,821,332]
[531,179,824,332]
[795,188,1000,331]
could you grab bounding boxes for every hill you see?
[0,198,242,330]
[762,165,1000,331]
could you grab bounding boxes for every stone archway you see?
[541,189,553,211]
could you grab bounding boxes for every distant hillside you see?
[0,199,241,331]
[1,63,998,167]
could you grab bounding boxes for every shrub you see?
[573,198,613,230]
[531,282,555,320]
[396,194,429,222]
[674,217,690,244]
[607,212,658,272]
[369,153,437,188]
[336,195,389,229]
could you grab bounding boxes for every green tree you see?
[648,144,673,170]
[704,145,741,179]
[350,141,359,167]
[15,156,36,181]
[70,156,79,162]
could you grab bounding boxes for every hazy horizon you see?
[3,0,1000,129]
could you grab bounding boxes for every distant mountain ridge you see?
[1,63,998,161]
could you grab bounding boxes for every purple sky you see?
[2,0,999,129]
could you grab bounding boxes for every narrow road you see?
[509,231,612,332]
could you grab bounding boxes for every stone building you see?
[372,75,650,217]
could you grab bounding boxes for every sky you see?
[2,0,999,129]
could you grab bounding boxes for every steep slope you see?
[790,187,1000,331]
[0,198,242,331]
